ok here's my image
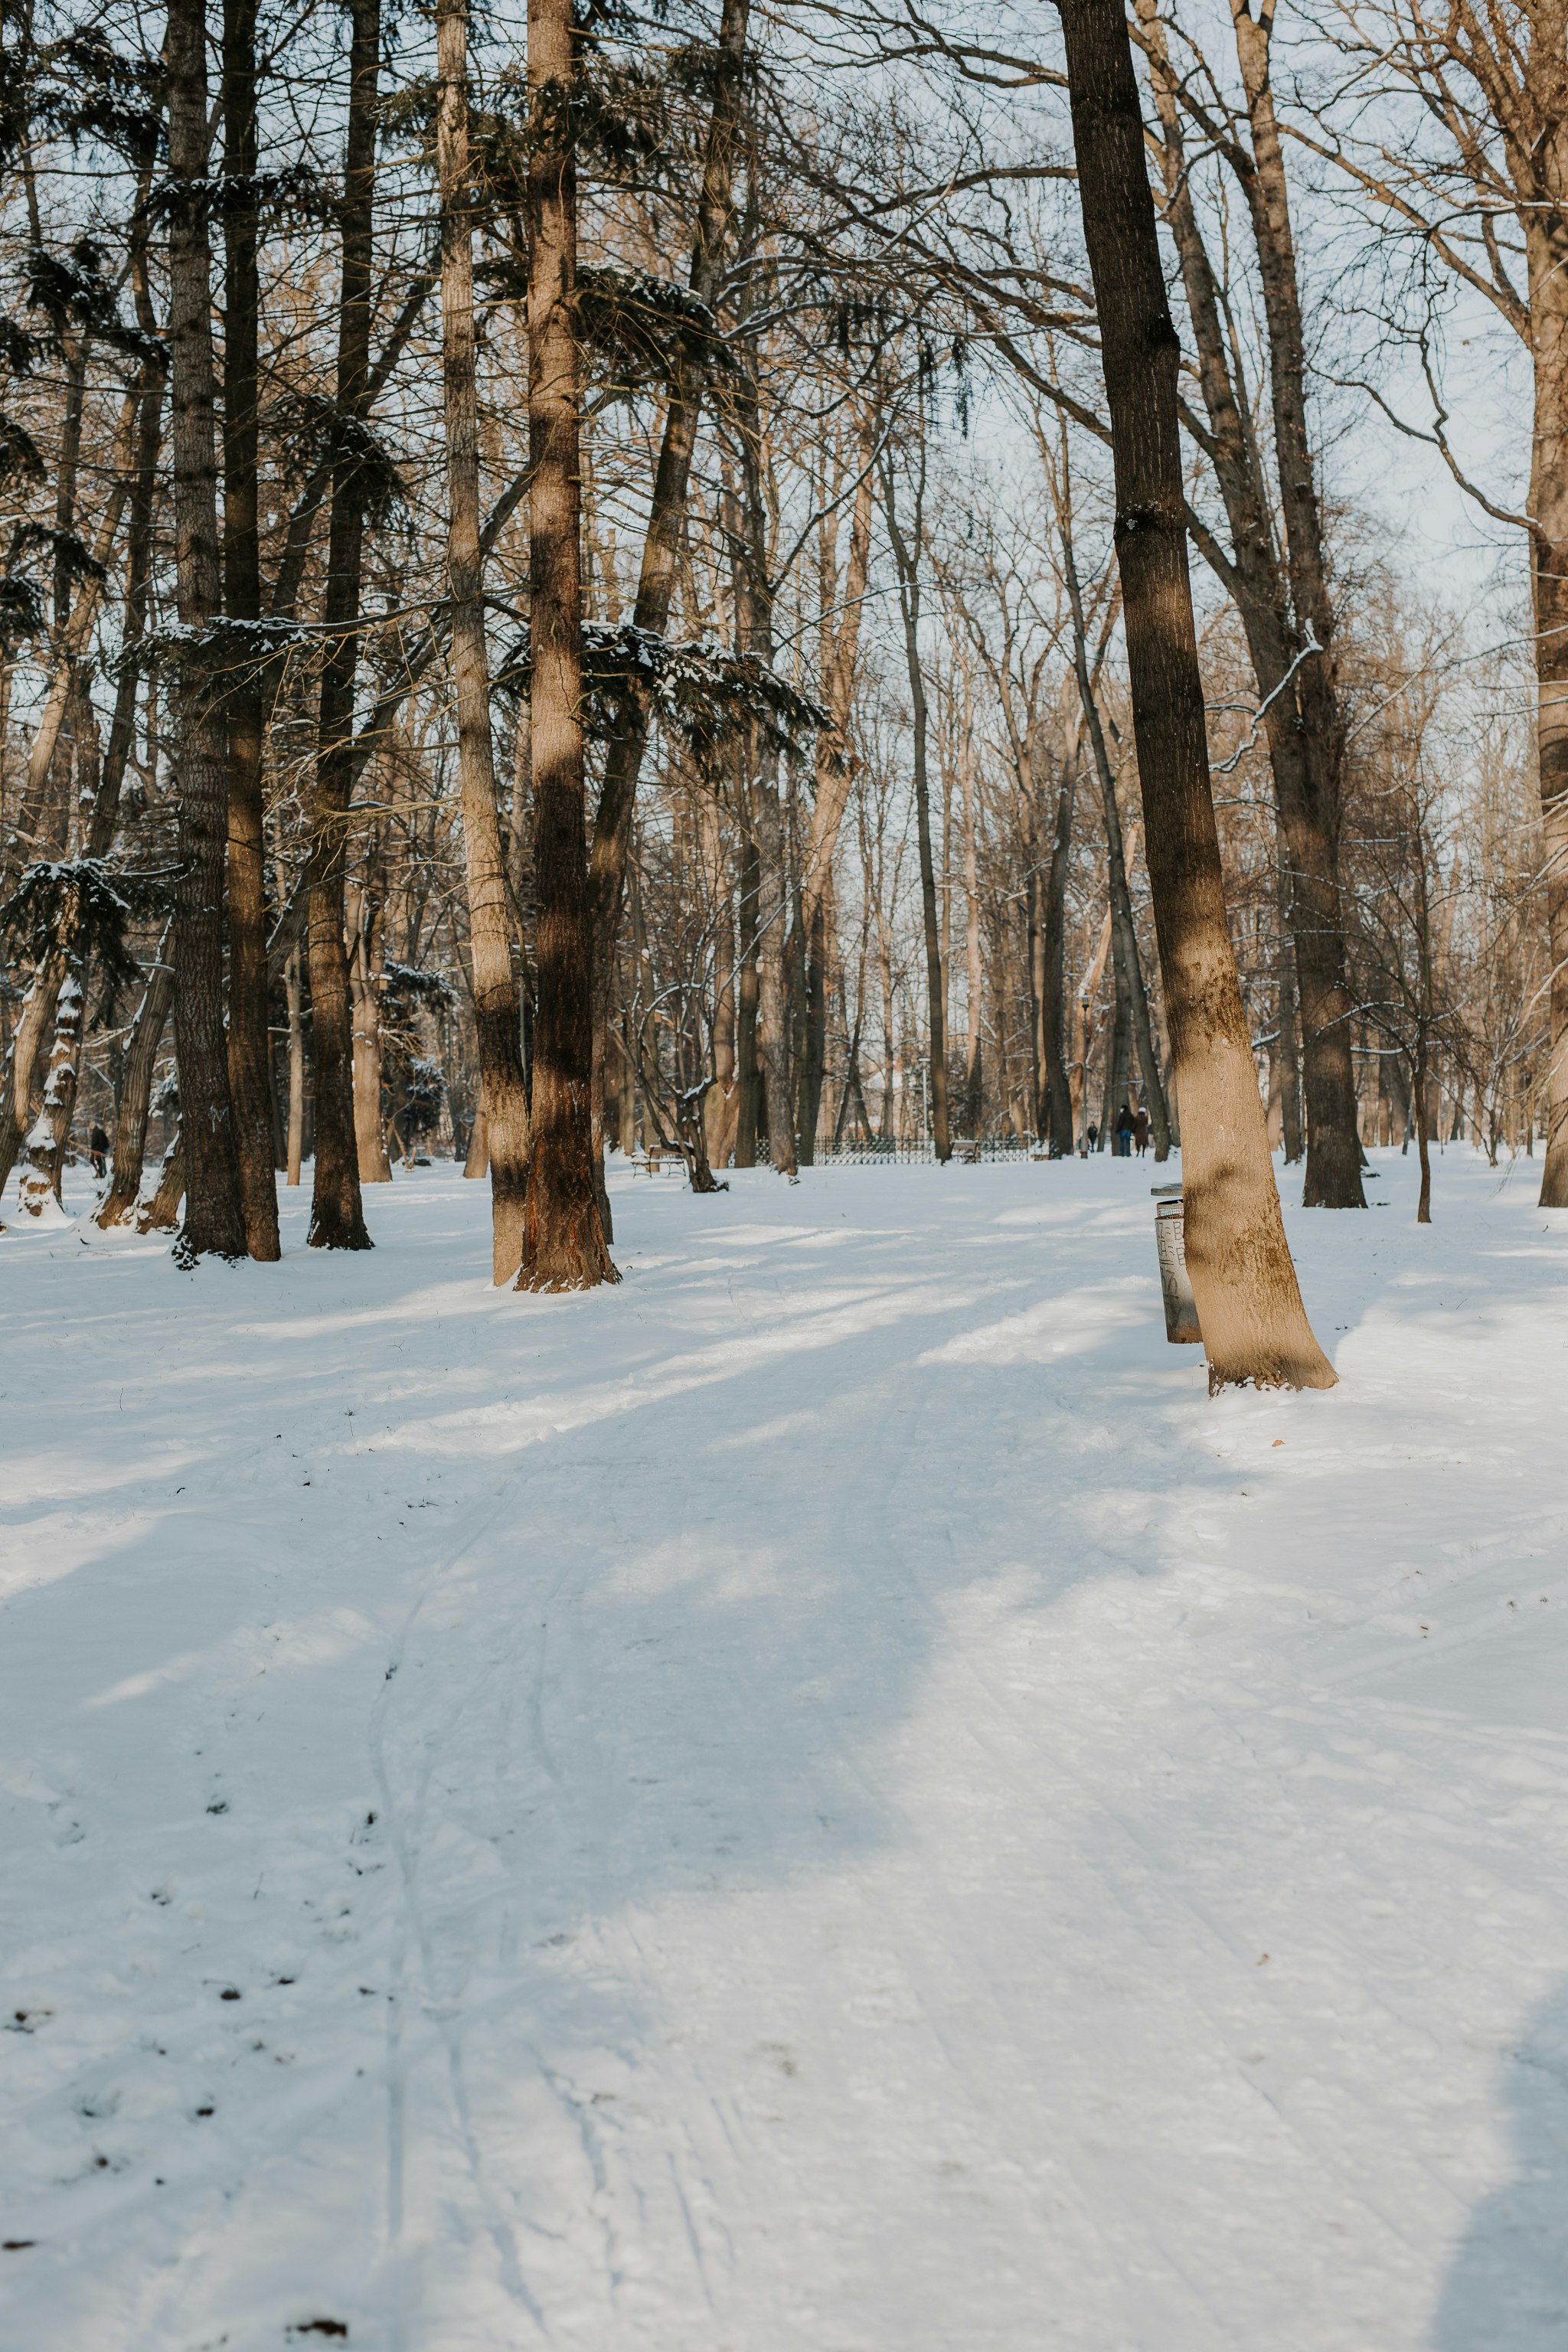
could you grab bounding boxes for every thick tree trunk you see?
[307,0,379,1250]
[221,0,279,1258]
[97,932,175,1226]
[1060,0,1335,1388]
[167,0,247,1261]
[518,0,616,1287]
[437,0,532,1278]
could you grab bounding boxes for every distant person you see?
[88,1120,109,1179]
[1116,1102,1135,1158]
[1133,1106,1151,1156]
[1085,1121,1099,1155]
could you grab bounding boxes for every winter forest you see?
[6,0,1568,2339]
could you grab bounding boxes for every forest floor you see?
[3,1145,1567,2350]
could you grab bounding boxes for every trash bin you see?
[1152,1183,1202,1344]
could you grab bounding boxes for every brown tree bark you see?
[221,0,279,1257]
[437,0,532,1279]
[306,0,379,1251]
[518,0,616,1288]
[167,0,247,1261]
[1059,0,1335,1388]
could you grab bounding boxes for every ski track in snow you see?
[2,1148,1567,2350]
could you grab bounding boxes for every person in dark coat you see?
[1133,1106,1151,1156]
[88,1121,109,1179]
[1085,1121,1099,1155]
[1115,1102,1135,1158]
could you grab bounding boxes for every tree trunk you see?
[0,367,161,1205]
[16,965,82,1219]
[438,0,532,1279]
[465,1096,489,1178]
[0,948,66,1203]
[518,0,616,1287]
[167,0,247,1262]
[733,360,799,1180]
[881,451,950,1162]
[138,1127,186,1233]
[961,716,985,1135]
[1414,1040,1433,1221]
[1277,888,1304,1164]
[222,0,279,1259]
[1529,202,1568,1203]
[307,0,379,1251]
[733,830,761,1165]
[347,883,392,1181]
[1041,739,1078,1155]
[703,793,738,1167]
[284,939,305,1184]
[1060,0,1335,1389]
[96,929,175,1226]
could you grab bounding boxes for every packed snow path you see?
[3,1152,1568,2351]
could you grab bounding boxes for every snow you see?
[3,1148,1568,2350]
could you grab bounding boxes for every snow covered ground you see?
[3,1145,1567,2351]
